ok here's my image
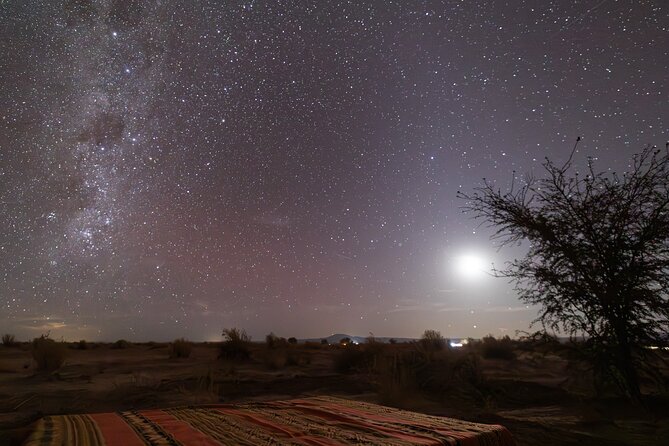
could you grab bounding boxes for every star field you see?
[1,0,667,341]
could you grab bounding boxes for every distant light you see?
[449,341,463,348]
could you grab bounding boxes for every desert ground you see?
[0,337,667,446]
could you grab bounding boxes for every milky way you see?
[1,0,667,341]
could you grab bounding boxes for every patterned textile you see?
[24,396,515,445]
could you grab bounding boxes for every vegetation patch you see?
[169,338,193,359]
[219,328,251,361]
[31,335,68,372]
[480,335,517,360]
[2,333,16,347]
[112,339,131,349]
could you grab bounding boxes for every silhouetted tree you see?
[220,328,251,360]
[420,329,445,351]
[460,142,669,403]
[419,330,446,361]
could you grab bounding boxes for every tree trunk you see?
[615,328,643,405]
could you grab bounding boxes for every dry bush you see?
[112,339,131,349]
[303,341,323,350]
[517,331,557,352]
[2,333,16,347]
[265,332,288,349]
[480,335,516,360]
[417,330,445,361]
[31,335,68,371]
[169,338,193,358]
[219,328,251,360]
[73,339,88,350]
[262,348,288,370]
[197,367,219,395]
[288,350,311,366]
[374,346,493,407]
[334,340,386,374]
[262,344,311,369]
[453,351,485,387]
[334,345,369,373]
[376,351,420,406]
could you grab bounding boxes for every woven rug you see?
[24,396,515,445]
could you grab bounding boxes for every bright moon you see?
[454,254,488,280]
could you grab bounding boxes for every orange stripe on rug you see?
[88,413,147,446]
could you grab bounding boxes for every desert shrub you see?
[453,352,497,405]
[262,349,288,370]
[169,338,192,358]
[522,332,568,357]
[388,338,397,344]
[287,337,297,344]
[112,339,131,349]
[289,350,311,366]
[376,349,461,403]
[2,334,16,347]
[219,328,251,360]
[372,347,493,406]
[365,336,386,359]
[321,338,328,345]
[75,340,88,350]
[303,341,323,350]
[453,352,485,387]
[262,346,310,369]
[334,345,368,373]
[265,333,288,349]
[480,335,516,360]
[416,330,445,361]
[420,329,445,350]
[197,367,219,394]
[334,341,385,374]
[376,351,419,406]
[422,330,445,348]
[31,335,67,371]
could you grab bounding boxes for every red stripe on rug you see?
[288,399,512,446]
[269,401,442,445]
[214,407,346,446]
[141,409,222,446]
[88,413,146,446]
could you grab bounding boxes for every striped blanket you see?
[24,396,515,445]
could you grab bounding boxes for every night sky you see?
[1,1,667,341]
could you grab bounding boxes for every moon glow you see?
[454,254,488,280]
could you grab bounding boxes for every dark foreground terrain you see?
[0,339,667,445]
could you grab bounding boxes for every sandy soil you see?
[0,342,666,446]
